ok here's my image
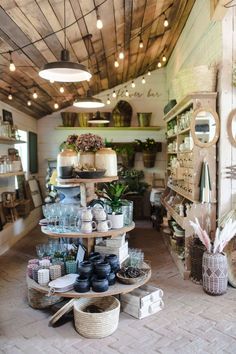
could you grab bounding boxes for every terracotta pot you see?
[142,151,156,168]
[61,112,76,127]
[202,252,228,295]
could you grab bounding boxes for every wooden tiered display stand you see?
[38,175,151,309]
[162,93,217,279]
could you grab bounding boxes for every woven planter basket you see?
[27,287,63,309]
[190,238,206,284]
[202,252,228,296]
[143,151,156,168]
[73,296,120,338]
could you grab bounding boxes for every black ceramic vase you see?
[74,275,90,293]
[92,276,109,292]
[95,261,111,278]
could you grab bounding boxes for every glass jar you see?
[57,149,78,179]
[95,148,117,176]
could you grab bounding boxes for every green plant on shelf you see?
[135,138,157,152]
[96,182,128,214]
[118,168,149,195]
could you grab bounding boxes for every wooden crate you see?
[120,284,164,319]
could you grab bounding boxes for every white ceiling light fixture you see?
[9,51,16,72]
[73,90,105,109]
[39,0,91,83]
[88,111,110,124]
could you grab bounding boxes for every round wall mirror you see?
[190,108,220,148]
[227,109,236,147]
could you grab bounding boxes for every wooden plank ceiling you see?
[0,0,196,119]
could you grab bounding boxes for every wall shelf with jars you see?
[162,92,218,279]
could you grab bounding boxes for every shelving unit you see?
[0,171,24,178]
[162,92,217,279]
[0,136,26,144]
[55,126,162,131]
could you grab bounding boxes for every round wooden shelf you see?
[26,266,151,299]
[56,176,118,185]
[41,222,135,239]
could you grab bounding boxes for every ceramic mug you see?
[93,206,107,221]
[80,220,96,233]
[96,220,112,232]
[81,208,93,221]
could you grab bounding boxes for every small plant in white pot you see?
[96,182,128,229]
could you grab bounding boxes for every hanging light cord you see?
[64,0,66,50]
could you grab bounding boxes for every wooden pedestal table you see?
[41,222,135,255]
[56,176,118,206]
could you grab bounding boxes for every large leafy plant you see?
[135,138,157,152]
[96,182,128,213]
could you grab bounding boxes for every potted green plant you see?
[115,144,136,168]
[135,138,157,168]
[96,182,128,228]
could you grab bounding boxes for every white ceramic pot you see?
[95,148,117,176]
[93,206,107,221]
[80,221,96,233]
[96,220,112,232]
[81,208,93,221]
[79,151,95,168]
[108,213,124,229]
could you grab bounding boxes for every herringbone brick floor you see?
[0,222,236,354]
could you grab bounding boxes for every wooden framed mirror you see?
[227,109,236,147]
[190,108,220,148]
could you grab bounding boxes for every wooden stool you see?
[2,192,20,222]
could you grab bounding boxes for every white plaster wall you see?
[37,68,168,189]
[166,0,222,99]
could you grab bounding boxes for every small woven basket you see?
[27,288,63,309]
[190,238,206,284]
[202,252,228,295]
[73,296,120,338]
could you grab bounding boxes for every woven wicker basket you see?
[202,252,228,295]
[27,287,63,309]
[190,238,206,284]
[73,296,120,338]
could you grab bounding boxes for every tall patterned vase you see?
[202,252,228,295]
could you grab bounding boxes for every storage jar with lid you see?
[95,148,117,177]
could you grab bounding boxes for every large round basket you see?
[27,287,63,309]
[73,296,120,338]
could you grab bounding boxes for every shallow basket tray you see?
[116,266,151,285]
[73,296,120,338]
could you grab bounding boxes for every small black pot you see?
[74,275,90,293]
[107,271,116,286]
[95,261,111,277]
[92,276,109,292]
[78,261,93,277]
[105,254,119,271]
[89,255,103,266]
[58,166,73,179]
[89,252,101,259]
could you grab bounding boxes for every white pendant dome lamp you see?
[39,0,91,83]
[73,90,105,109]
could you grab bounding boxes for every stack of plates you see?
[48,274,78,293]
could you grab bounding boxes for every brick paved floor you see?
[0,221,236,354]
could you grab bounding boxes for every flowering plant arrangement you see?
[76,133,104,152]
[190,217,236,254]
[135,138,157,152]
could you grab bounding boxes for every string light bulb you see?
[54,102,59,109]
[107,95,111,105]
[119,48,124,60]
[112,90,116,98]
[148,70,151,76]
[157,61,162,68]
[8,87,13,100]
[162,54,167,62]
[27,99,32,106]
[33,90,38,99]
[131,80,135,88]
[125,87,129,97]
[59,85,65,93]
[163,15,169,27]
[114,59,119,68]
[9,51,16,72]
[142,77,146,84]
[139,37,144,48]
[96,14,103,29]
[50,79,54,84]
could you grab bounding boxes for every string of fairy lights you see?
[1,0,172,111]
